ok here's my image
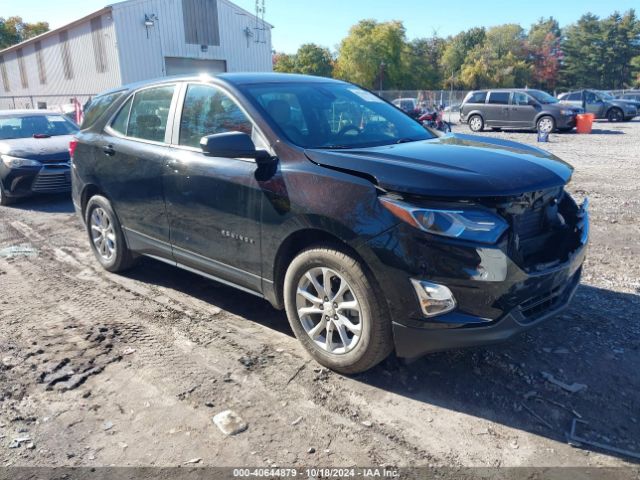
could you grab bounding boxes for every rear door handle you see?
[103,145,115,156]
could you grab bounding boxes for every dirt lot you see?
[0,119,639,470]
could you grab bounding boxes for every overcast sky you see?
[6,0,639,53]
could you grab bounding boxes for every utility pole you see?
[379,62,385,93]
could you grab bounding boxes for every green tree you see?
[561,13,606,88]
[459,24,531,88]
[401,37,445,89]
[273,44,333,77]
[0,16,48,49]
[440,27,486,86]
[600,10,640,88]
[294,43,333,77]
[334,19,407,89]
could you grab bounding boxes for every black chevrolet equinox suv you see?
[72,74,589,373]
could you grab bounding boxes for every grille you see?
[31,171,71,192]
[512,205,546,240]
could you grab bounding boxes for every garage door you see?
[165,57,227,76]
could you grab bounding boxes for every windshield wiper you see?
[395,137,421,144]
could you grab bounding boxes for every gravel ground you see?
[0,119,638,471]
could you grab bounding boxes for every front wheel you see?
[0,183,14,206]
[283,247,393,374]
[85,195,135,272]
[607,108,624,122]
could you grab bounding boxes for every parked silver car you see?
[558,90,638,122]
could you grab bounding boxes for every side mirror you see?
[200,131,272,163]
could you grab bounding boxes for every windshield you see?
[241,83,433,149]
[527,90,558,104]
[0,114,78,140]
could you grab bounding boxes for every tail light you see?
[69,137,78,162]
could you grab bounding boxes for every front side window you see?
[527,90,557,104]
[512,92,530,106]
[125,85,175,142]
[0,114,78,140]
[567,92,581,101]
[242,83,432,149]
[488,92,510,105]
[179,83,253,148]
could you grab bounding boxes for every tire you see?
[537,115,555,133]
[468,114,484,132]
[283,247,393,374]
[85,195,135,273]
[607,108,623,122]
[0,183,14,206]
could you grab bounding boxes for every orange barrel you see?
[576,113,594,134]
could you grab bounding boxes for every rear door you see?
[510,91,538,128]
[162,82,267,292]
[97,83,178,256]
[484,91,511,126]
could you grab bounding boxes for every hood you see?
[0,135,73,163]
[305,133,573,198]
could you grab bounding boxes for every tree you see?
[527,17,562,90]
[401,37,445,89]
[294,43,333,77]
[0,16,48,49]
[459,24,531,88]
[273,44,333,77]
[334,19,407,89]
[440,27,486,86]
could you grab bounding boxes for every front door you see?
[96,84,177,255]
[163,83,266,293]
[510,91,538,128]
[584,91,605,117]
[484,91,511,126]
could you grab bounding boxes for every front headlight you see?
[380,197,508,244]
[1,155,41,168]
[560,109,576,116]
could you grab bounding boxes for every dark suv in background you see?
[72,74,589,373]
[460,89,582,133]
[558,89,638,122]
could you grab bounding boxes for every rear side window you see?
[126,85,175,142]
[488,92,510,104]
[82,91,124,128]
[111,96,133,135]
[465,91,487,104]
[567,92,581,101]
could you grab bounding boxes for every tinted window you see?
[179,84,253,148]
[83,92,124,128]
[111,96,133,135]
[488,92,510,105]
[465,91,487,104]
[126,85,175,142]
[243,83,432,149]
[0,114,78,140]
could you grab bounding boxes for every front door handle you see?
[103,145,116,156]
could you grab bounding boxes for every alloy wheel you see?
[538,117,554,133]
[90,207,116,261]
[295,267,363,355]
[470,116,482,131]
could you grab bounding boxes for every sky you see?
[4,0,639,53]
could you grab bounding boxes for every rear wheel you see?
[537,116,555,133]
[468,115,484,132]
[283,247,393,374]
[607,108,624,122]
[85,195,135,272]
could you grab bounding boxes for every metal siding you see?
[113,0,272,84]
[0,13,122,110]
[34,41,47,85]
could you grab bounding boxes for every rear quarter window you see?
[82,91,125,128]
[465,91,487,104]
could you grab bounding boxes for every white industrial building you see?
[0,0,273,110]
